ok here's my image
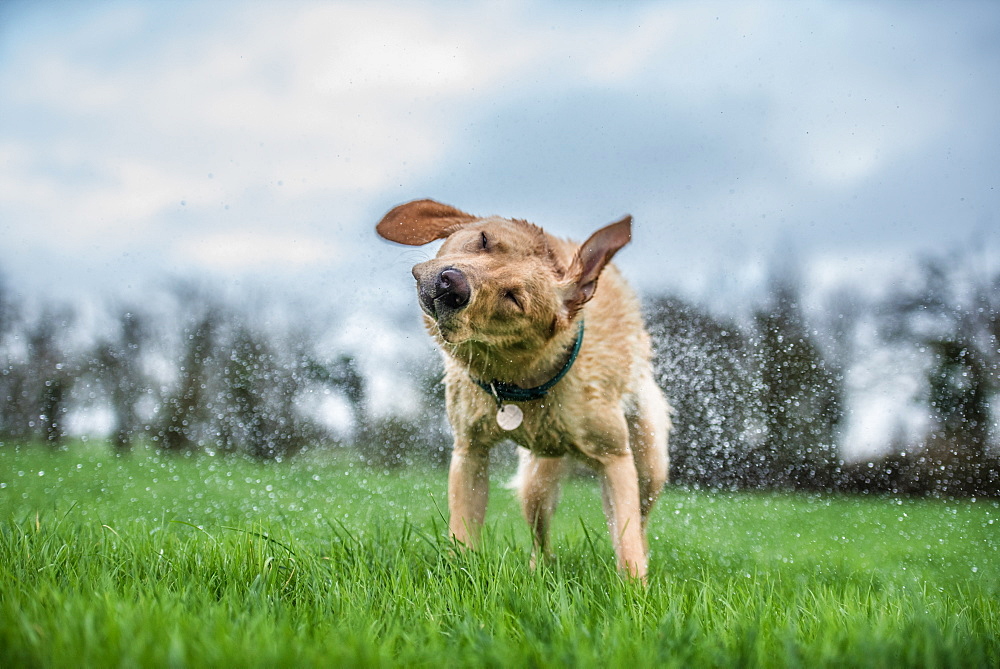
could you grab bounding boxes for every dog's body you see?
[376,199,670,578]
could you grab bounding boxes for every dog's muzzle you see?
[413,266,470,320]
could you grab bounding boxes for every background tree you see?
[156,294,219,453]
[882,248,1000,495]
[218,323,322,459]
[305,353,367,441]
[355,356,452,469]
[20,307,78,447]
[645,295,765,489]
[91,308,149,453]
[752,272,843,489]
[0,273,26,444]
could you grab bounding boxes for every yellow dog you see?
[377,199,670,578]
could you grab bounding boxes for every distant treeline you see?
[1,247,997,496]
[648,253,999,497]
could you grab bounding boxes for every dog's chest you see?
[504,402,575,457]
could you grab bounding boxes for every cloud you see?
[173,231,336,271]
[0,0,997,302]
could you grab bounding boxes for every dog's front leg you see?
[599,453,647,579]
[516,450,566,568]
[448,441,490,549]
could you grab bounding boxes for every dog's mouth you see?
[419,288,460,319]
[418,292,438,318]
[419,306,466,344]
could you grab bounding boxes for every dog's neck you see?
[447,317,584,390]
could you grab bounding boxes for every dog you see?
[376,199,670,578]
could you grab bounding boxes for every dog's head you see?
[376,199,630,350]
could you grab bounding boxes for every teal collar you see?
[472,320,584,404]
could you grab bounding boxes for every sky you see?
[2,0,998,310]
[1,1,999,455]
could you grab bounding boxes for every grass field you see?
[1,443,998,667]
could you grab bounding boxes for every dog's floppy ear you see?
[563,215,632,317]
[376,199,477,246]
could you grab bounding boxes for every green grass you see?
[1,443,998,667]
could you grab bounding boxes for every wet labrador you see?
[376,199,671,578]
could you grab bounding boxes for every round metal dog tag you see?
[496,404,523,431]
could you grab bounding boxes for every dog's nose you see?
[435,268,470,310]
